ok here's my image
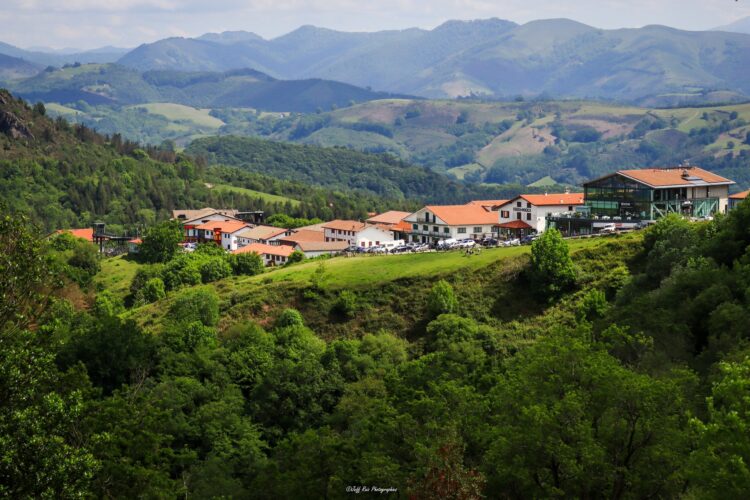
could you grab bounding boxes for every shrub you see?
[333,290,358,318]
[286,250,305,265]
[427,280,458,318]
[230,252,264,276]
[199,257,232,283]
[168,288,220,327]
[137,277,166,305]
[529,228,576,299]
[276,308,305,328]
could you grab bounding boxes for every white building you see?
[195,220,250,250]
[232,242,296,266]
[496,193,585,234]
[236,225,289,247]
[322,220,396,248]
[182,212,242,242]
[403,205,499,244]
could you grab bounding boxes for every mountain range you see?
[10,64,410,112]
[114,19,750,102]
[4,18,750,104]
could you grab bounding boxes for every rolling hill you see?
[0,40,128,68]
[0,53,40,82]
[10,63,411,112]
[117,19,750,103]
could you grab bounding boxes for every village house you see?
[276,229,326,247]
[172,208,239,222]
[232,242,295,266]
[181,212,243,243]
[496,193,585,236]
[467,199,509,212]
[293,240,349,258]
[729,189,749,210]
[403,205,499,244]
[54,228,95,242]
[366,211,412,226]
[322,220,396,247]
[235,225,289,247]
[194,220,249,251]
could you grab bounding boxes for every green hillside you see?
[0,90,416,232]
[11,63,410,112]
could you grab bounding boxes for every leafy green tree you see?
[137,277,166,304]
[409,440,485,500]
[333,290,358,318]
[276,308,305,328]
[427,280,458,317]
[485,332,692,498]
[199,256,232,283]
[140,220,183,263]
[286,250,305,265]
[642,213,698,282]
[529,227,576,299]
[168,288,220,327]
[230,252,264,276]
[689,357,750,497]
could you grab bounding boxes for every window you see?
[443,227,450,234]
[527,202,532,208]
[568,206,573,211]
[457,227,467,234]
[517,212,522,220]
[433,226,439,232]
[473,227,482,233]
[423,225,428,231]
[526,213,532,221]
[516,201,522,207]
[412,223,418,230]
[501,210,510,218]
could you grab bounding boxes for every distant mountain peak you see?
[713,16,750,35]
[196,31,264,44]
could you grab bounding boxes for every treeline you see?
[186,135,529,203]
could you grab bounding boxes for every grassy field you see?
[95,255,141,300]
[208,183,301,206]
[128,103,225,129]
[224,235,610,291]
[45,102,82,116]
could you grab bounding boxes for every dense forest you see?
[4,180,750,497]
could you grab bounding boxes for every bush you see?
[286,251,305,265]
[427,280,458,318]
[199,257,232,283]
[276,308,305,328]
[168,288,220,327]
[333,290,358,318]
[137,278,166,305]
[230,252,264,276]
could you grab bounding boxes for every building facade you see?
[496,193,584,234]
[323,220,396,247]
[729,189,749,210]
[403,205,499,243]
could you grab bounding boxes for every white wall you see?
[355,226,395,247]
[498,200,582,233]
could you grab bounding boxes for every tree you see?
[140,220,183,263]
[529,228,576,299]
[689,357,750,497]
[485,332,692,498]
[137,277,166,304]
[230,252,264,276]
[286,250,304,265]
[427,280,458,318]
[168,288,220,327]
[199,257,232,283]
[333,290,358,318]
[276,308,304,328]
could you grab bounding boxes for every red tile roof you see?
[392,220,413,232]
[233,243,295,257]
[295,241,349,252]
[468,199,510,208]
[498,220,533,229]
[616,167,733,188]
[423,205,499,225]
[278,229,326,244]
[128,238,142,244]
[56,228,94,242]
[195,220,248,233]
[366,211,412,225]
[730,189,749,200]
[236,225,287,240]
[516,193,585,206]
[322,220,368,232]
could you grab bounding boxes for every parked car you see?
[457,239,476,248]
[413,244,430,252]
[599,223,617,234]
[481,238,499,247]
[503,238,521,246]
[437,238,458,250]
[520,234,539,245]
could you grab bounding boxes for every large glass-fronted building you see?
[547,166,734,235]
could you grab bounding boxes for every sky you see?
[2,0,750,50]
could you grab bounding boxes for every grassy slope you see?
[123,235,618,335]
[208,183,301,206]
[128,103,225,128]
[95,255,141,300]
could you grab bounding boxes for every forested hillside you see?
[186,135,531,202]
[5,183,750,497]
[0,90,416,232]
